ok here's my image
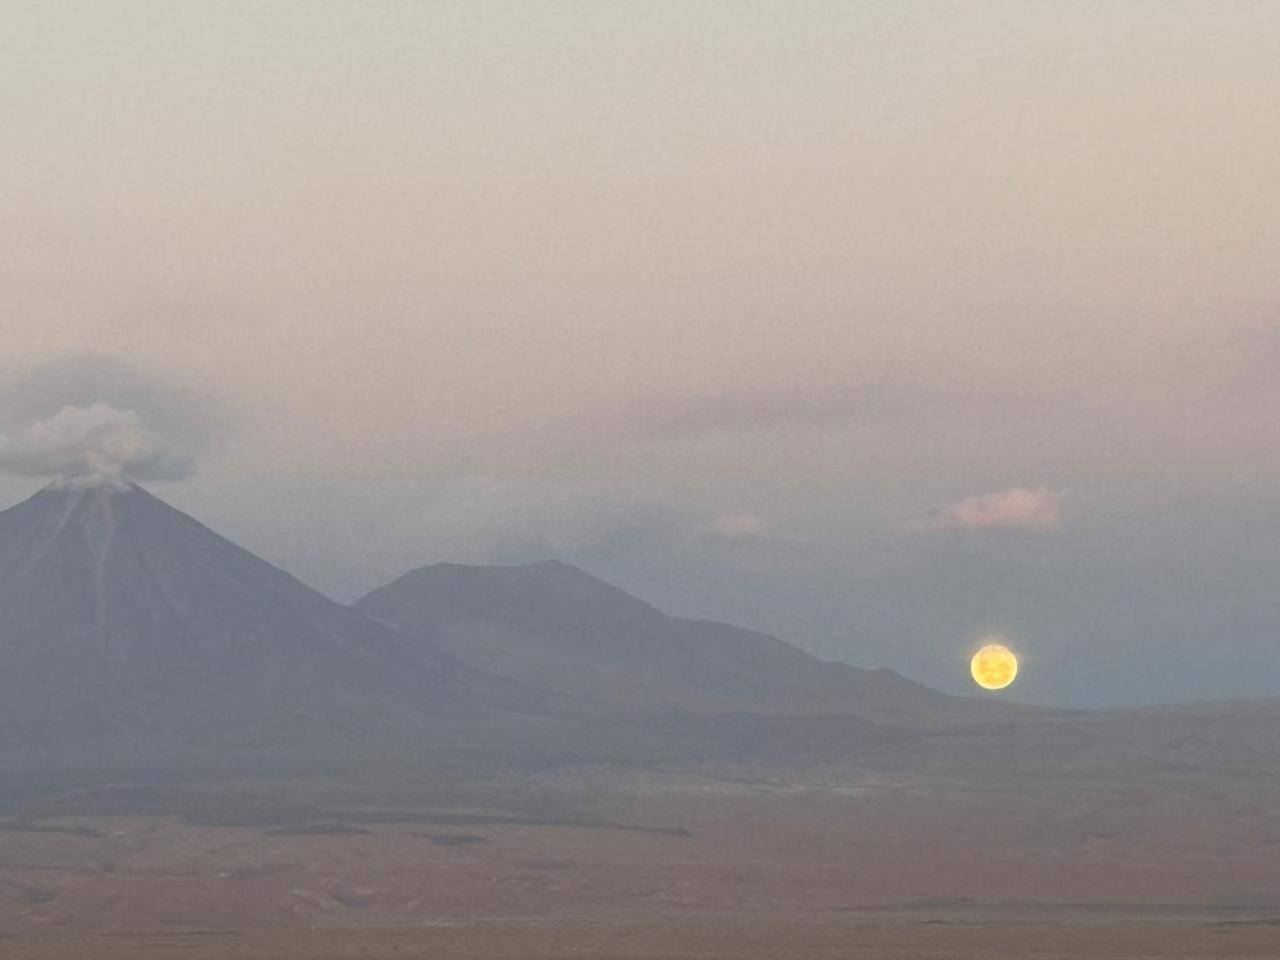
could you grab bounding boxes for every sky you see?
[3,1,1280,706]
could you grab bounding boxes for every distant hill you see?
[354,560,1023,727]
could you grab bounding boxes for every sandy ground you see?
[5,921,1280,959]
[2,786,1279,937]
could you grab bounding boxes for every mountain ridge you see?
[354,559,1031,726]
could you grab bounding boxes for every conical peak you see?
[0,473,516,751]
[67,478,135,497]
[37,475,140,498]
[0,482,179,550]
[52,474,131,492]
[22,478,138,513]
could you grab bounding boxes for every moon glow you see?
[970,643,1018,691]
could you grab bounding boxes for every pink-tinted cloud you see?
[924,486,1064,532]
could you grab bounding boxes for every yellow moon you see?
[970,643,1018,690]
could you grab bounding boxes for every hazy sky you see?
[4,2,1280,706]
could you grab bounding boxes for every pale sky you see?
[3,1,1280,705]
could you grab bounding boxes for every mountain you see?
[354,560,1022,726]
[0,483,538,759]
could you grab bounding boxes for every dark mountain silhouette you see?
[0,483,538,757]
[354,560,1023,727]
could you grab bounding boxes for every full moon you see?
[970,643,1018,691]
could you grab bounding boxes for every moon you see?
[970,642,1018,691]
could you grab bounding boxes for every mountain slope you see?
[0,484,536,753]
[355,560,1020,725]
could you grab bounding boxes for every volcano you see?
[0,483,532,757]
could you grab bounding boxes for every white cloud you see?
[923,486,1063,532]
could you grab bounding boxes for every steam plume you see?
[0,353,233,490]
[0,403,195,490]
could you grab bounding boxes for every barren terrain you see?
[2,764,1279,939]
[6,921,1280,960]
